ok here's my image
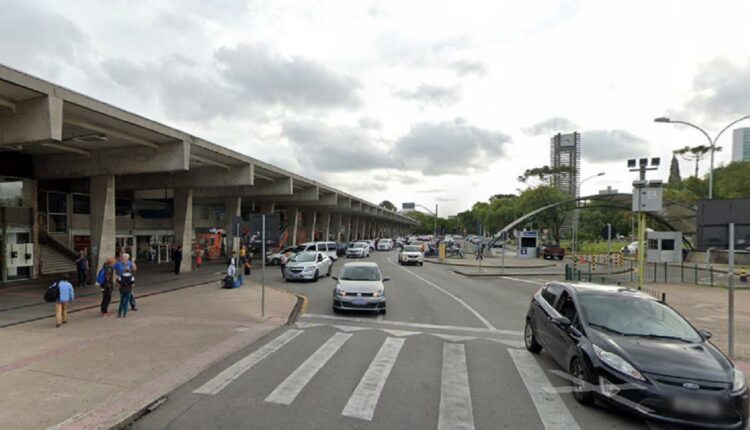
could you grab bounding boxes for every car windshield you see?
[340,266,380,281]
[352,243,365,249]
[290,252,317,263]
[579,294,701,342]
[403,245,421,252]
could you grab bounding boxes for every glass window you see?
[72,194,90,214]
[340,265,381,281]
[135,199,173,219]
[0,180,24,207]
[661,239,675,251]
[317,243,326,251]
[116,199,132,217]
[48,192,66,213]
[291,252,317,262]
[541,284,562,306]
[648,239,659,250]
[48,214,67,233]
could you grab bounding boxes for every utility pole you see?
[628,158,661,290]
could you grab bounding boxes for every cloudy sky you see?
[2,0,750,215]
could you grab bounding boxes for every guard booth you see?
[647,231,683,263]
[518,231,538,259]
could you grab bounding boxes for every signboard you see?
[697,198,750,250]
[402,202,415,210]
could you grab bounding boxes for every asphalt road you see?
[132,250,662,430]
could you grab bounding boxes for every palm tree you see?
[673,145,722,177]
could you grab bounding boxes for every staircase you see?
[40,243,76,276]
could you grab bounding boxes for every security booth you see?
[518,230,538,259]
[647,231,683,263]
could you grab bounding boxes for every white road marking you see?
[432,334,477,342]
[301,313,523,337]
[265,332,352,405]
[438,343,475,430]
[508,349,581,430]
[388,257,496,330]
[341,337,405,421]
[499,276,546,285]
[193,329,303,395]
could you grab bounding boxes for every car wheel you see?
[558,256,564,261]
[379,308,386,315]
[327,265,332,277]
[272,258,280,266]
[419,262,423,266]
[314,270,319,282]
[524,319,542,353]
[332,306,340,314]
[570,356,595,405]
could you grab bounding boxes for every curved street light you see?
[654,115,750,199]
[572,172,606,256]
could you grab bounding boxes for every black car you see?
[524,282,748,429]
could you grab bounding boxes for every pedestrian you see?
[55,274,75,328]
[280,250,290,279]
[98,257,115,316]
[117,269,135,318]
[114,253,138,311]
[173,245,183,275]
[195,246,204,270]
[74,250,89,287]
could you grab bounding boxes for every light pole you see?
[414,204,438,238]
[654,115,750,199]
[572,172,606,257]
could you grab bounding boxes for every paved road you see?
[133,250,658,430]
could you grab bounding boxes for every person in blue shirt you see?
[55,274,75,328]
[113,253,138,311]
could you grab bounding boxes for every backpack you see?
[96,267,107,287]
[222,275,234,289]
[44,282,60,302]
[119,272,134,293]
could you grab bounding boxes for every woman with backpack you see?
[97,257,115,316]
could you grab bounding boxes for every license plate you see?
[673,397,722,416]
[352,299,367,305]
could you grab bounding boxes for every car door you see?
[548,289,581,366]
[533,284,564,352]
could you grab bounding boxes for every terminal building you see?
[0,65,416,282]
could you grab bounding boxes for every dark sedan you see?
[524,282,748,429]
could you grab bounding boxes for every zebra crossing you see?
[191,321,591,430]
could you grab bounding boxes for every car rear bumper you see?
[346,253,365,258]
[590,365,749,429]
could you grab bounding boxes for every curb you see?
[424,259,557,269]
[269,286,307,325]
[453,270,564,278]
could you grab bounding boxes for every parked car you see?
[332,262,388,314]
[541,244,565,260]
[377,238,394,251]
[524,282,748,429]
[621,241,638,255]
[265,246,297,265]
[398,245,424,266]
[336,242,351,257]
[283,251,333,282]
[346,242,370,258]
[296,241,339,261]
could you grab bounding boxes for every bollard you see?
[694,264,698,284]
[653,263,657,283]
[664,262,668,283]
[681,262,684,283]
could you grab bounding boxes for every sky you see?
[2,0,750,216]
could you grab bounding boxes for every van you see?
[297,242,339,261]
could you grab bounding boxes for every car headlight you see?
[303,266,315,272]
[335,287,346,297]
[593,344,645,381]
[732,368,746,394]
[372,290,384,298]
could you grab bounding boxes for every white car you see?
[284,251,333,282]
[332,262,389,314]
[398,245,424,266]
[346,242,370,258]
[266,246,297,265]
[296,241,339,261]
[377,239,393,251]
[621,241,638,255]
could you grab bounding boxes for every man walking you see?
[55,274,75,328]
[99,257,115,316]
[74,250,89,287]
[114,253,138,311]
[173,245,183,275]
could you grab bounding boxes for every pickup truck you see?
[540,244,565,260]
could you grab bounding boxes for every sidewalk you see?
[0,280,297,430]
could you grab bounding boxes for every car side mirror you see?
[569,325,583,338]
[383,277,390,282]
[332,276,338,281]
[699,329,712,340]
[553,315,571,327]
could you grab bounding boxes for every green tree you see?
[668,154,682,189]
[713,161,750,199]
[674,145,722,178]
[378,200,397,211]
[515,186,570,240]
[517,165,576,184]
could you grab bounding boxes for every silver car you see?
[332,262,389,314]
[346,242,370,258]
[284,251,333,282]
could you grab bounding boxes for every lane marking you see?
[193,329,303,395]
[300,313,522,337]
[341,337,405,421]
[499,276,545,285]
[508,349,581,430]
[265,332,352,405]
[438,343,475,430]
[388,257,495,330]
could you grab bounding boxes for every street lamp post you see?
[654,115,750,199]
[572,172,606,258]
[414,204,438,238]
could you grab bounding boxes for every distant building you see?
[549,132,581,198]
[732,128,750,162]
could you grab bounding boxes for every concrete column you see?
[352,217,360,241]
[224,196,242,256]
[259,201,275,214]
[361,218,368,239]
[332,213,343,242]
[288,207,299,246]
[89,175,115,272]
[174,188,194,273]
[343,215,351,241]
[320,212,332,241]
[303,210,317,242]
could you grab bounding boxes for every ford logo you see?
[682,382,700,390]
